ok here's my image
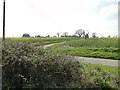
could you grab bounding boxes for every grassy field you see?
[48,38,119,60]
[8,37,119,59]
[7,37,78,46]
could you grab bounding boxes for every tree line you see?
[22,29,117,38]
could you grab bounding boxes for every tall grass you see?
[64,38,118,48]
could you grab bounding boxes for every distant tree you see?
[75,29,83,37]
[83,30,89,39]
[92,32,97,38]
[22,33,30,37]
[72,35,78,37]
[68,35,72,37]
[101,35,104,38]
[75,29,89,39]
[45,35,50,37]
[82,30,86,38]
[107,35,111,38]
[85,31,89,39]
[57,33,60,37]
[53,36,57,37]
[48,35,50,37]
[35,35,40,37]
[63,32,69,37]
[61,35,64,37]
[113,35,118,38]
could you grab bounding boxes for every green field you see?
[48,38,119,60]
[7,37,119,59]
[3,37,119,89]
[8,37,78,46]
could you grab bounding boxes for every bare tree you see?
[57,32,60,37]
[75,29,89,39]
[82,30,86,38]
[35,35,40,37]
[75,29,83,37]
[107,35,111,38]
[63,32,68,37]
[92,32,97,38]
[85,30,89,39]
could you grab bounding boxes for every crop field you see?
[8,37,78,46]
[2,37,119,89]
[48,38,119,60]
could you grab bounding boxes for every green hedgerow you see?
[2,40,119,89]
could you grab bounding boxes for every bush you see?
[2,40,119,89]
[22,33,30,37]
[2,41,83,88]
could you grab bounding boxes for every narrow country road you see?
[42,42,119,66]
[42,42,64,49]
[73,56,119,66]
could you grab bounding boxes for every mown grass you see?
[48,38,119,60]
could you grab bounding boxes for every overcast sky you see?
[0,0,119,37]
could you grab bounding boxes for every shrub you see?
[22,33,30,37]
[2,41,84,88]
[2,40,119,89]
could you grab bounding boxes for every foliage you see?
[75,29,83,37]
[92,32,97,38]
[22,33,30,37]
[75,29,89,39]
[63,32,69,37]
[2,40,119,89]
